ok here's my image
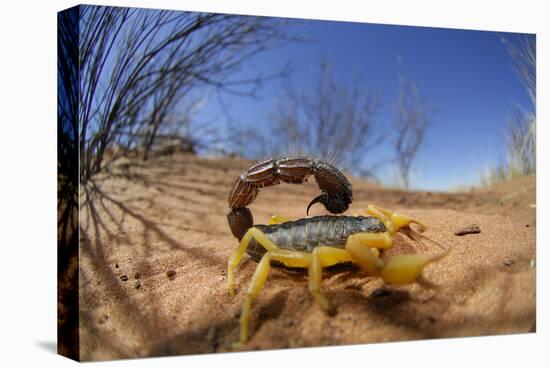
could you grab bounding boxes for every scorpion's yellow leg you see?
[227,227,279,296]
[345,233,387,275]
[239,253,271,345]
[236,239,354,343]
[228,226,313,344]
[238,249,311,345]
[228,220,320,295]
[268,214,291,225]
[308,247,354,311]
[240,245,354,345]
[366,204,427,234]
[346,231,449,285]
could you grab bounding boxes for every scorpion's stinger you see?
[306,192,352,216]
[306,194,324,215]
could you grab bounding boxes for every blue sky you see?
[193,17,533,191]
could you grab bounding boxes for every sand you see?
[77,153,536,361]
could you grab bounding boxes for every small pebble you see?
[115,262,119,269]
[454,224,481,236]
[98,314,109,324]
[134,281,142,289]
[503,258,515,267]
[166,270,176,279]
[134,272,141,279]
[370,288,392,298]
[120,274,129,281]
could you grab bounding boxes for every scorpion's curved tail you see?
[227,156,353,240]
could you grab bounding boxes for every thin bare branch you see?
[393,69,431,189]
[75,6,289,182]
[264,59,382,175]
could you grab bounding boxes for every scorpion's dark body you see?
[246,215,386,263]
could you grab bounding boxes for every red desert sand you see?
[77,153,535,361]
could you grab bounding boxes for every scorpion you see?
[226,156,449,345]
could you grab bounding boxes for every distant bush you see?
[480,34,536,186]
[58,6,289,183]
[506,107,536,177]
